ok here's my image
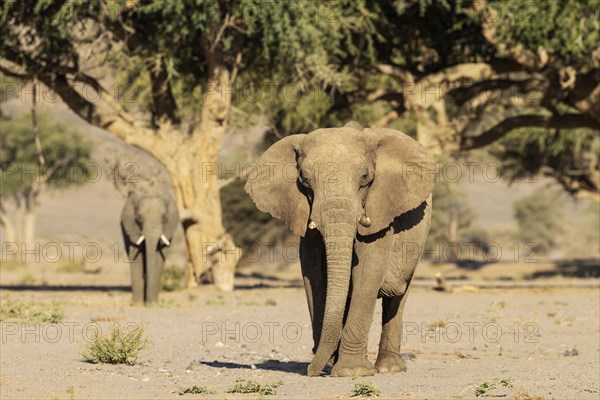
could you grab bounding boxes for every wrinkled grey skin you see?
[120,190,178,305]
[245,122,434,377]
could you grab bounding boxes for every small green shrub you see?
[19,272,37,285]
[350,382,381,397]
[58,258,85,273]
[206,297,225,306]
[161,265,185,292]
[0,300,64,324]
[81,324,148,365]
[475,377,512,397]
[226,379,283,395]
[178,385,216,395]
[265,299,277,306]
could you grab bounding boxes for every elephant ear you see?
[245,134,309,237]
[358,128,435,236]
[163,195,179,238]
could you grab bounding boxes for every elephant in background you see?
[245,122,434,377]
[121,184,178,305]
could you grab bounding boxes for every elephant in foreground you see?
[121,187,178,305]
[245,122,434,377]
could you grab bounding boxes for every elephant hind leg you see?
[375,294,409,373]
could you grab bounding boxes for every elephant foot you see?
[330,355,376,377]
[374,350,407,373]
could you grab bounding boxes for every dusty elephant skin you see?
[245,122,435,377]
[120,187,179,305]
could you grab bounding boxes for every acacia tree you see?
[276,0,599,197]
[1,1,375,288]
[0,111,91,262]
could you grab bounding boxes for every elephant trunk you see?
[142,228,162,304]
[307,197,357,376]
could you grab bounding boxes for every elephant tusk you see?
[160,234,171,246]
[135,235,145,245]
[359,214,371,227]
[308,220,317,230]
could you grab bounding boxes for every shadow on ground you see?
[0,284,130,292]
[525,258,600,279]
[198,360,309,375]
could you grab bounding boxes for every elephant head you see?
[245,122,435,375]
[121,191,179,304]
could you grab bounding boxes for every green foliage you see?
[178,385,216,395]
[81,324,148,365]
[350,381,381,397]
[491,0,600,66]
[495,128,600,195]
[226,378,283,395]
[513,193,564,254]
[0,299,64,324]
[160,265,185,292]
[0,112,92,197]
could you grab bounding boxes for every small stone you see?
[251,364,257,370]
[223,354,234,359]
[564,348,579,356]
[142,376,149,382]
[215,341,225,348]
[282,357,290,362]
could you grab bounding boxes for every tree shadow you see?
[198,359,310,375]
[524,258,600,279]
[233,272,303,290]
[453,260,495,270]
[0,284,130,292]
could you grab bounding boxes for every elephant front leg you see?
[375,293,409,373]
[127,246,144,305]
[300,231,326,354]
[330,260,383,377]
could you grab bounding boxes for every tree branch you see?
[149,60,181,126]
[462,114,600,150]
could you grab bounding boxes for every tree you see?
[0,111,91,263]
[0,1,377,289]
[271,0,599,198]
[426,177,474,262]
[513,193,564,255]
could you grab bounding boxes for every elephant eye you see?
[359,169,370,187]
[299,169,311,188]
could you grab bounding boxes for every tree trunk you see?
[165,65,240,291]
[21,192,38,266]
[0,210,17,261]
[167,128,239,291]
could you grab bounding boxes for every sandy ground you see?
[1,261,599,400]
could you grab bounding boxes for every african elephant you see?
[120,188,179,305]
[245,122,434,377]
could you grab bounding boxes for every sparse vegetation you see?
[226,379,283,396]
[161,265,186,292]
[206,297,225,306]
[0,299,64,324]
[58,258,85,274]
[81,324,148,365]
[19,272,37,286]
[265,299,277,306]
[178,385,216,395]
[475,378,513,397]
[350,381,381,397]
